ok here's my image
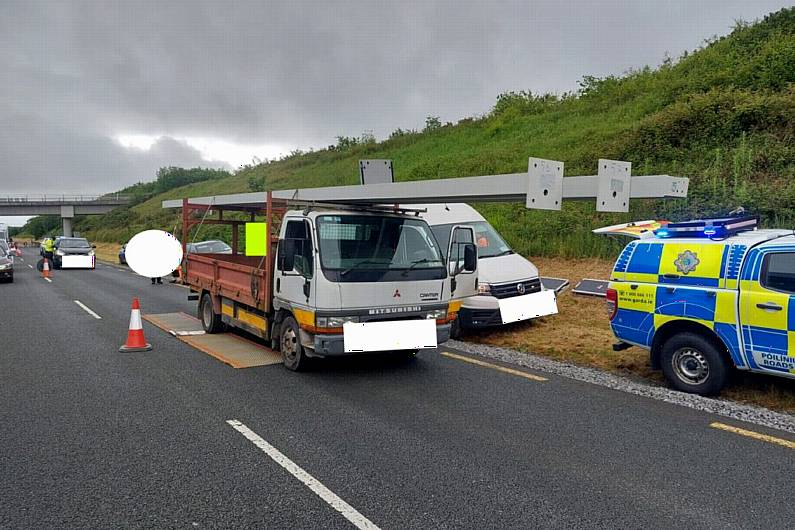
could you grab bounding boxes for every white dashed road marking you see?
[74,300,102,319]
[227,419,380,530]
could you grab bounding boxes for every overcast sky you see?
[0,0,791,226]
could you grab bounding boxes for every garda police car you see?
[607,216,795,395]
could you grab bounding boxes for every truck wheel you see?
[450,317,462,339]
[280,316,308,371]
[199,293,225,333]
[660,332,728,396]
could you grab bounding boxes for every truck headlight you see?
[426,308,447,319]
[477,282,491,295]
[88,250,95,256]
[316,315,359,328]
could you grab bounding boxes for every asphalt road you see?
[2,247,794,529]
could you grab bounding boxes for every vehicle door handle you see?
[756,302,783,311]
[663,273,680,280]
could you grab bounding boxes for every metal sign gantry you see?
[163,157,689,213]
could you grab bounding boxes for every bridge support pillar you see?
[61,205,75,237]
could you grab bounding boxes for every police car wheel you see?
[661,332,728,396]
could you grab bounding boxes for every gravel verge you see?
[449,339,795,435]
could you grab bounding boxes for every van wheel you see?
[280,316,308,371]
[660,332,728,396]
[199,293,225,333]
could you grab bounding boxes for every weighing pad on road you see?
[540,277,570,293]
[143,312,206,336]
[144,312,281,368]
[572,279,609,297]
[180,333,282,369]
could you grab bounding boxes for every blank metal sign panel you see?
[540,277,569,293]
[572,278,609,297]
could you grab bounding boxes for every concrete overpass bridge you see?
[0,194,132,236]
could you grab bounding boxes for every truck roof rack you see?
[654,215,759,239]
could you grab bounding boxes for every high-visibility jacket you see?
[43,239,54,252]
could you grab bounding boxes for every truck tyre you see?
[199,292,225,334]
[450,317,462,339]
[660,332,729,396]
[280,316,308,371]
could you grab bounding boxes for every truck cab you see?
[417,203,557,335]
[271,208,477,368]
[607,216,795,395]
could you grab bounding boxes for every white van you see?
[419,203,558,336]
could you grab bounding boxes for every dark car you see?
[119,243,127,264]
[53,237,96,269]
[0,246,13,283]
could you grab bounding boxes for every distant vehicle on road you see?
[119,243,127,264]
[0,246,13,283]
[53,237,96,269]
[186,240,232,254]
[420,203,557,337]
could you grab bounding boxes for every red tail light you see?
[606,288,618,321]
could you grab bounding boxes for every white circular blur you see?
[125,230,183,278]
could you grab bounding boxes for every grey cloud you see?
[0,0,791,197]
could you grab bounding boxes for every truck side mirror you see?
[463,243,477,272]
[277,239,296,271]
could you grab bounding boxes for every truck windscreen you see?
[317,215,446,282]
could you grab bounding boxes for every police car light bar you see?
[654,215,758,239]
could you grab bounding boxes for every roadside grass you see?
[464,256,795,414]
[92,242,122,265]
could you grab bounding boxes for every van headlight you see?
[316,315,359,328]
[477,282,492,295]
[56,250,65,256]
[89,250,95,256]
[426,308,447,319]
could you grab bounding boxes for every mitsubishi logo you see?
[393,289,401,298]
[517,283,526,295]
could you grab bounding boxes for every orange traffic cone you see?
[119,297,152,352]
[42,258,50,279]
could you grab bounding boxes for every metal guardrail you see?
[0,194,132,204]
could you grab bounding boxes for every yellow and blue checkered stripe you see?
[612,241,743,288]
[610,283,745,367]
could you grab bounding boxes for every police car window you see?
[763,253,795,294]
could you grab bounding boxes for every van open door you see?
[448,225,478,299]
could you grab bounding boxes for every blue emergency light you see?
[654,215,758,239]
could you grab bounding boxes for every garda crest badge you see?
[674,250,700,275]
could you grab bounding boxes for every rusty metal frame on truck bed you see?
[181,192,285,313]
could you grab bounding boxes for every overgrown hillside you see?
[74,8,795,258]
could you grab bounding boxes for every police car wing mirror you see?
[463,243,477,273]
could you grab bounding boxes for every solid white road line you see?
[74,300,102,319]
[226,420,380,530]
